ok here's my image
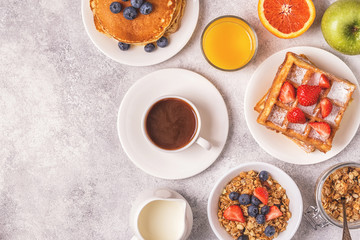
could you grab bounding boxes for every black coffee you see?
[145,98,198,150]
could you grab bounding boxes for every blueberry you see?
[238,194,251,205]
[237,235,249,240]
[118,42,130,51]
[229,192,240,201]
[156,36,169,48]
[110,2,122,13]
[256,214,266,224]
[247,205,259,217]
[259,171,269,181]
[123,6,137,20]
[251,195,261,206]
[139,2,153,15]
[131,0,143,8]
[264,226,276,237]
[122,0,128,1]
[144,43,155,52]
[261,205,270,215]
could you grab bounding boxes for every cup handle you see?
[196,137,212,150]
[131,236,139,240]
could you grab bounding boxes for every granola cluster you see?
[321,166,360,223]
[218,170,291,240]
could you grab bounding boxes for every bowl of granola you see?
[207,162,303,240]
[310,162,360,229]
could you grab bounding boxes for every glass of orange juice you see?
[201,16,258,71]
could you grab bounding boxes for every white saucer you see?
[81,0,199,66]
[244,46,360,165]
[117,68,229,179]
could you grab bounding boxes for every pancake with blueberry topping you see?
[90,0,186,44]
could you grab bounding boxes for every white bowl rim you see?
[207,162,303,240]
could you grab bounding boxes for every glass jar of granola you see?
[304,162,360,230]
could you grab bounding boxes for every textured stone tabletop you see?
[1,0,360,239]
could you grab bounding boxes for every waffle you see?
[254,89,316,153]
[256,52,356,153]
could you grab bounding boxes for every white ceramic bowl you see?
[207,162,303,240]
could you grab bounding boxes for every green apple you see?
[321,0,360,55]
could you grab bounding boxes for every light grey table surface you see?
[1,0,360,239]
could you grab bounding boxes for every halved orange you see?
[258,0,316,39]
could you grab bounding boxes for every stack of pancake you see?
[90,0,186,44]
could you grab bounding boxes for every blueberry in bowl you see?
[237,235,249,240]
[251,195,261,206]
[238,194,251,205]
[260,205,270,215]
[229,192,239,201]
[259,170,269,181]
[256,214,266,224]
[247,205,259,217]
[265,225,276,237]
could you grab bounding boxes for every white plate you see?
[208,162,303,240]
[244,46,360,165]
[117,68,229,179]
[81,0,199,66]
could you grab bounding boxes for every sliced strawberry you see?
[309,122,331,139]
[320,98,333,118]
[287,107,306,123]
[297,85,321,106]
[279,82,296,104]
[265,206,283,221]
[254,187,269,205]
[319,74,330,89]
[223,205,245,223]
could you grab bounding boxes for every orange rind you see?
[258,0,316,39]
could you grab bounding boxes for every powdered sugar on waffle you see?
[298,104,317,116]
[307,72,321,86]
[327,81,351,105]
[324,105,341,126]
[267,105,287,127]
[287,65,307,85]
[288,123,307,134]
[309,128,327,142]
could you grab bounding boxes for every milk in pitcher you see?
[137,200,186,240]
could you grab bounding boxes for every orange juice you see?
[201,16,257,71]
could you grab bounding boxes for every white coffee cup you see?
[142,95,211,152]
[130,188,193,240]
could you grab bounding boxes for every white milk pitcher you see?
[130,188,193,240]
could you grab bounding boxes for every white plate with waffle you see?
[244,46,360,165]
[81,0,199,66]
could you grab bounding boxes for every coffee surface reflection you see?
[145,98,198,150]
